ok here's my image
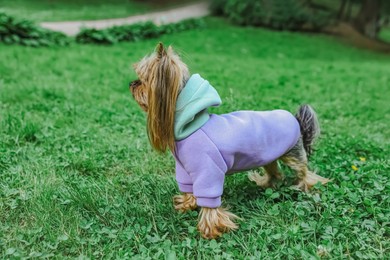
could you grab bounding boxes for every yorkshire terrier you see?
[130,43,330,239]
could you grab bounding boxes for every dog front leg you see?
[173,193,197,212]
[197,207,239,239]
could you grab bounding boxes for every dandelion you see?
[359,157,366,162]
[352,165,358,171]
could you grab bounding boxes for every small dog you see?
[130,43,330,239]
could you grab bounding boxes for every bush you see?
[160,18,206,34]
[211,0,330,31]
[76,22,159,44]
[0,12,205,47]
[76,19,206,45]
[0,12,70,47]
[210,0,226,16]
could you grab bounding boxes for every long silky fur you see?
[173,193,197,212]
[295,104,320,156]
[133,43,189,153]
[197,207,239,239]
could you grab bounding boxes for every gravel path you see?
[39,2,210,36]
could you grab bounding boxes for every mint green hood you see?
[174,74,222,140]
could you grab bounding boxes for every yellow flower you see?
[351,165,358,171]
[359,157,366,162]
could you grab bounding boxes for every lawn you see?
[380,27,390,43]
[0,18,389,258]
[0,0,197,22]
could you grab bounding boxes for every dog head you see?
[130,43,189,152]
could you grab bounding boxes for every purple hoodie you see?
[174,75,301,208]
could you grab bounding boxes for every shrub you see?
[0,12,70,47]
[160,18,206,34]
[76,18,206,45]
[0,12,205,47]
[211,0,330,31]
[210,0,226,16]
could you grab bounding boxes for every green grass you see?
[380,27,390,43]
[1,18,389,258]
[0,0,197,22]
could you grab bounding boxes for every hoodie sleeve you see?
[176,129,228,208]
[175,161,193,193]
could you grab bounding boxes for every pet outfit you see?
[174,74,301,208]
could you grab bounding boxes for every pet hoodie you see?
[174,74,301,208]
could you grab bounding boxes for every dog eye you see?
[129,79,141,89]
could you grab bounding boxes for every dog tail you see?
[295,104,320,157]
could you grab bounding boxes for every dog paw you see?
[292,181,309,192]
[197,207,239,239]
[248,171,272,188]
[173,193,197,212]
[294,171,331,192]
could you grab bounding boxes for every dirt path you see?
[40,2,210,36]
[324,22,390,53]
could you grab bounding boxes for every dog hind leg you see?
[248,161,283,188]
[281,139,329,191]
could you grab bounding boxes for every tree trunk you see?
[338,0,347,20]
[354,0,381,38]
[345,0,352,22]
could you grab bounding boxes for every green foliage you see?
[76,19,206,45]
[0,12,205,46]
[211,0,331,30]
[210,0,226,16]
[346,0,390,15]
[0,0,196,22]
[0,12,70,46]
[380,27,390,42]
[76,21,159,45]
[1,18,389,258]
[383,0,390,16]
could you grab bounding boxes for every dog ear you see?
[167,45,174,54]
[147,49,182,153]
[156,42,166,58]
